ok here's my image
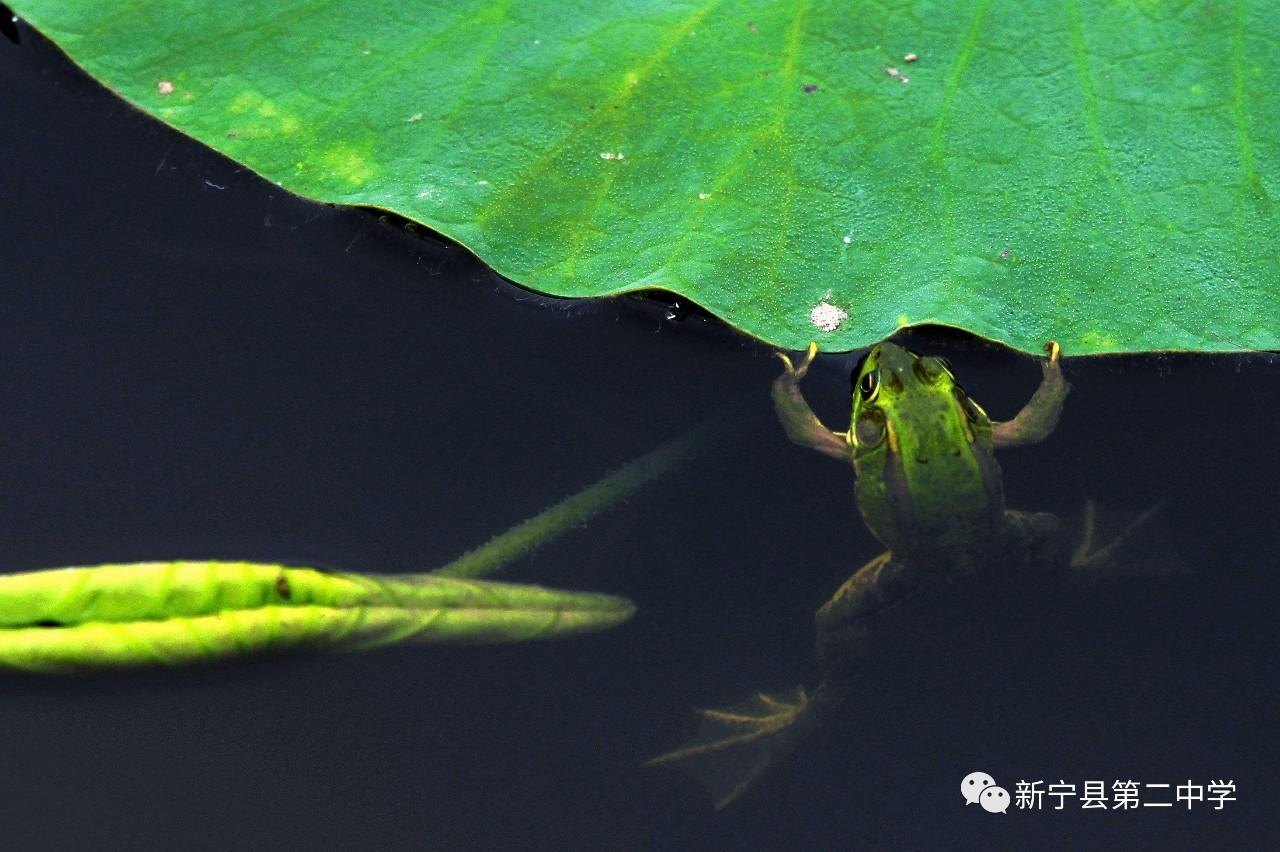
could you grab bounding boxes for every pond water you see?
[2,19,1277,849]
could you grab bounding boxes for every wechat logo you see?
[962,771,1010,813]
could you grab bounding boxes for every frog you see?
[647,339,1151,808]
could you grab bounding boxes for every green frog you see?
[648,340,1144,808]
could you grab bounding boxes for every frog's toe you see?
[1069,499,1167,573]
[645,686,812,809]
[775,342,820,379]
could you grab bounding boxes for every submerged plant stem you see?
[432,410,730,579]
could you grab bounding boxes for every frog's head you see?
[848,342,1003,552]
[849,343,993,451]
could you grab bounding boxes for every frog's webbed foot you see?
[1070,498,1165,572]
[645,686,815,809]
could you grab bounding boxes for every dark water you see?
[2,18,1277,850]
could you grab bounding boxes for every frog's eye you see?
[857,369,880,402]
[953,386,988,423]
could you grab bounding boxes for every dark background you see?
[2,13,1277,849]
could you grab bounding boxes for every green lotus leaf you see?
[10,0,1278,354]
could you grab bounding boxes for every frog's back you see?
[851,344,1006,558]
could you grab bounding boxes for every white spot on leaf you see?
[810,299,848,333]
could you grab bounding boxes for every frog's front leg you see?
[992,341,1071,448]
[772,342,852,463]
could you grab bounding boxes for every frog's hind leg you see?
[644,686,815,809]
[1070,499,1165,572]
[648,552,906,808]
